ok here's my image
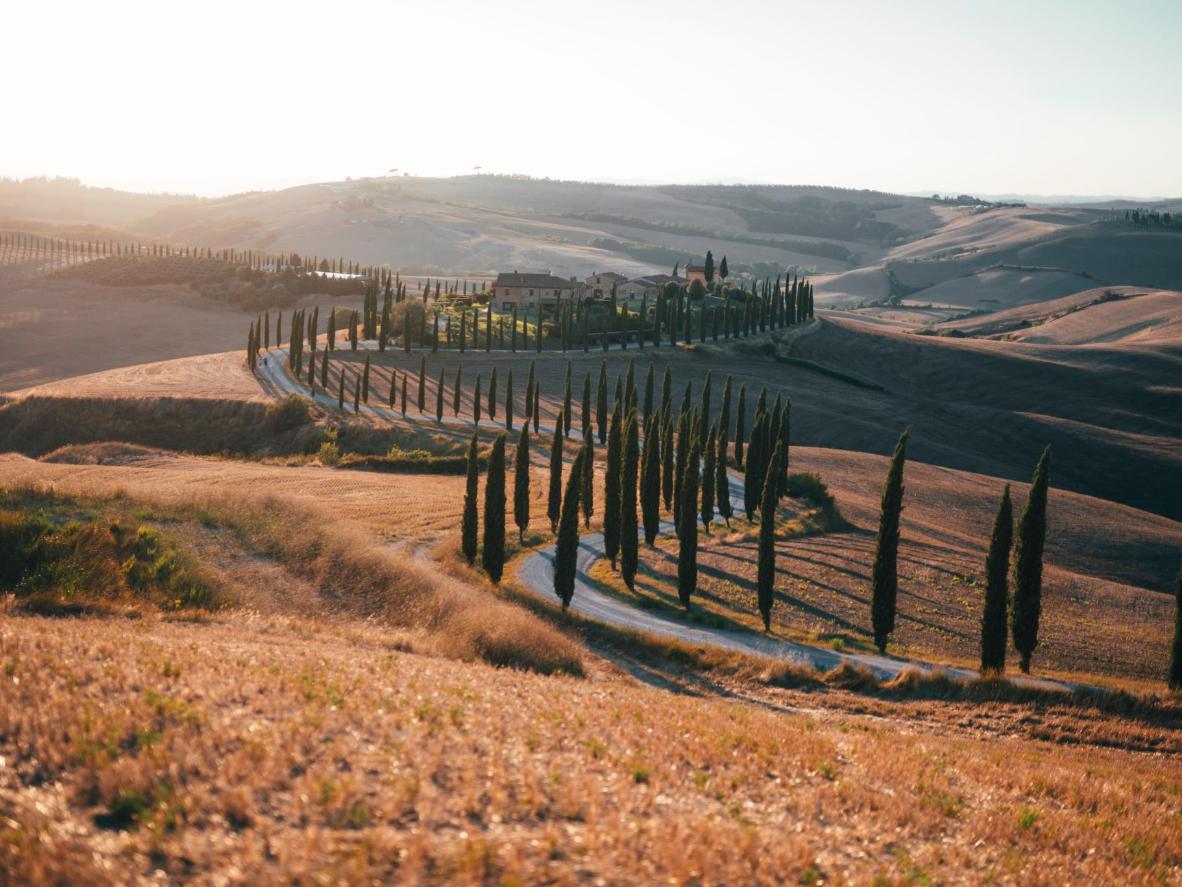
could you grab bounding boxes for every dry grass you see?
[3,612,1182,884]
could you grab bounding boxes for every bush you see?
[265,394,313,433]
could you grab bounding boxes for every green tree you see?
[353,372,361,413]
[980,485,1013,674]
[553,447,586,612]
[661,410,675,511]
[701,423,717,532]
[563,360,573,435]
[461,432,479,565]
[698,370,712,443]
[474,374,483,425]
[505,368,514,430]
[362,355,371,403]
[489,366,498,421]
[677,437,701,609]
[580,436,594,528]
[453,365,463,416]
[417,355,427,412]
[718,375,733,455]
[757,448,782,631]
[719,255,729,280]
[604,400,623,569]
[1012,446,1052,673]
[481,433,507,583]
[581,370,592,439]
[642,361,655,432]
[871,428,911,653]
[547,411,565,533]
[704,250,714,285]
[743,409,767,520]
[514,425,530,542]
[715,427,732,528]
[641,416,661,544]
[673,408,690,532]
[596,360,609,444]
[620,410,640,589]
[734,383,747,468]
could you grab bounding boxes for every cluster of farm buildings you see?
[489,264,713,312]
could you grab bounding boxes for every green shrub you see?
[265,394,313,433]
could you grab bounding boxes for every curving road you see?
[256,340,1075,691]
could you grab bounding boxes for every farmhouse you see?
[617,272,683,300]
[684,263,710,286]
[491,271,579,311]
[583,271,627,300]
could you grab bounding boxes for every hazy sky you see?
[5,0,1181,197]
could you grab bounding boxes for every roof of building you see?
[624,273,682,288]
[685,263,706,272]
[494,272,575,289]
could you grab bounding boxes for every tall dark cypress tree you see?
[715,427,733,528]
[660,364,672,421]
[596,360,609,443]
[661,410,675,511]
[1012,446,1052,673]
[871,428,911,653]
[744,410,767,520]
[734,383,747,468]
[673,408,690,532]
[620,410,640,590]
[505,368,514,430]
[514,425,530,542]
[489,366,498,421]
[474,374,483,425]
[353,372,361,413]
[481,433,507,583]
[533,382,541,432]
[604,400,623,569]
[642,361,655,432]
[701,423,717,532]
[362,355,371,403]
[548,410,565,533]
[401,372,408,416]
[436,368,445,422]
[453,365,463,416]
[553,447,585,612]
[698,370,712,443]
[563,360,573,435]
[580,436,594,528]
[718,375,733,454]
[581,370,592,439]
[461,432,479,565]
[980,485,1013,674]
[524,359,536,422]
[677,438,701,609]
[757,448,782,631]
[641,417,661,544]
[1170,556,1182,691]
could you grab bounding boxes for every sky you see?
[4,0,1181,198]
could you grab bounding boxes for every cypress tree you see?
[620,410,640,589]
[417,356,427,412]
[701,423,717,532]
[677,437,701,609]
[505,368,514,430]
[514,424,530,542]
[757,448,782,631]
[641,417,661,544]
[980,485,1013,674]
[474,374,482,425]
[660,364,672,422]
[715,427,733,528]
[461,432,479,565]
[436,368,445,422]
[361,355,371,402]
[1012,446,1052,673]
[604,400,623,569]
[673,408,690,532]
[524,359,536,422]
[734,383,747,468]
[661,410,675,511]
[563,361,573,435]
[553,447,585,611]
[338,369,346,409]
[401,372,408,415]
[581,370,592,439]
[871,428,911,654]
[1169,556,1182,691]
[453,365,463,416]
[698,370,712,443]
[744,409,767,520]
[533,382,541,432]
[581,436,595,528]
[481,433,507,583]
[321,350,329,390]
[718,375,733,454]
[642,361,655,432]
[547,411,564,533]
[596,360,609,443]
[353,372,361,413]
[489,366,498,421]
[777,400,791,494]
